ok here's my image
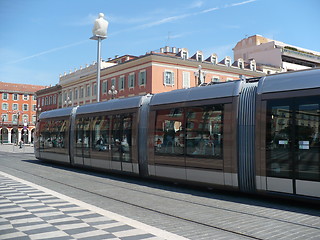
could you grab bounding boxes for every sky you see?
[0,0,319,87]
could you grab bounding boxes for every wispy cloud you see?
[7,40,89,64]
[228,0,257,7]
[4,0,256,64]
[188,0,204,9]
[131,0,256,30]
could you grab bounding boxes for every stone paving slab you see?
[0,171,187,240]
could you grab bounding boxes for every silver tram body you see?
[34,69,320,201]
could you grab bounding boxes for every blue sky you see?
[1,0,319,86]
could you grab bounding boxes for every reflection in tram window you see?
[75,117,91,157]
[266,104,292,178]
[154,105,224,158]
[154,108,184,155]
[186,105,223,158]
[266,96,320,181]
[39,119,69,154]
[111,114,133,162]
[91,116,110,152]
[296,103,320,181]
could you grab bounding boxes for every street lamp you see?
[64,97,72,107]
[194,65,206,86]
[90,13,109,103]
[108,85,118,99]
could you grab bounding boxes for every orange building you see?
[36,46,265,110]
[0,82,45,144]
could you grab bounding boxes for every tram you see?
[34,68,320,201]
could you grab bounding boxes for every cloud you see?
[7,40,89,64]
[188,0,204,9]
[123,0,255,30]
[228,0,257,7]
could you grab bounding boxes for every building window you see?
[182,71,190,88]
[93,83,97,96]
[86,85,91,97]
[238,58,244,69]
[2,93,8,100]
[74,88,78,100]
[111,78,116,88]
[2,114,8,122]
[196,51,203,62]
[181,50,188,60]
[138,70,146,86]
[2,103,8,110]
[164,70,175,86]
[45,97,48,105]
[128,73,135,88]
[102,81,107,93]
[69,90,73,100]
[33,104,36,111]
[23,94,28,100]
[22,114,28,123]
[33,95,36,100]
[225,58,231,67]
[53,95,57,104]
[13,93,19,101]
[32,115,36,124]
[212,76,220,82]
[12,103,18,110]
[41,98,44,106]
[119,76,125,90]
[211,54,218,64]
[80,87,84,98]
[23,104,28,111]
[12,114,18,124]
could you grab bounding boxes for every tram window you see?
[39,119,69,153]
[266,104,292,178]
[296,103,320,181]
[111,114,133,162]
[186,105,223,158]
[154,108,184,155]
[75,117,91,156]
[91,116,110,152]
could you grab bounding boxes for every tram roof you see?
[257,68,320,94]
[150,80,241,106]
[39,107,74,119]
[76,95,143,115]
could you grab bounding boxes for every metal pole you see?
[96,37,101,102]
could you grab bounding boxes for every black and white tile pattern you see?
[0,172,187,240]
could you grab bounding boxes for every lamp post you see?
[194,65,206,86]
[16,111,20,145]
[90,13,109,103]
[108,85,118,99]
[1,115,4,144]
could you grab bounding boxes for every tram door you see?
[266,96,320,195]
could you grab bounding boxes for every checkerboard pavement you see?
[0,171,188,240]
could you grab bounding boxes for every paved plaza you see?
[0,171,187,240]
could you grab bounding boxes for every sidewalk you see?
[0,144,35,154]
[0,171,187,240]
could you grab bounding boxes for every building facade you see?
[36,46,264,109]
[233,35,320,74]
[0,82,45,144]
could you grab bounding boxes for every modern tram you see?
[34,68,320,201]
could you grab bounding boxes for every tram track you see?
[1,155,319,240]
